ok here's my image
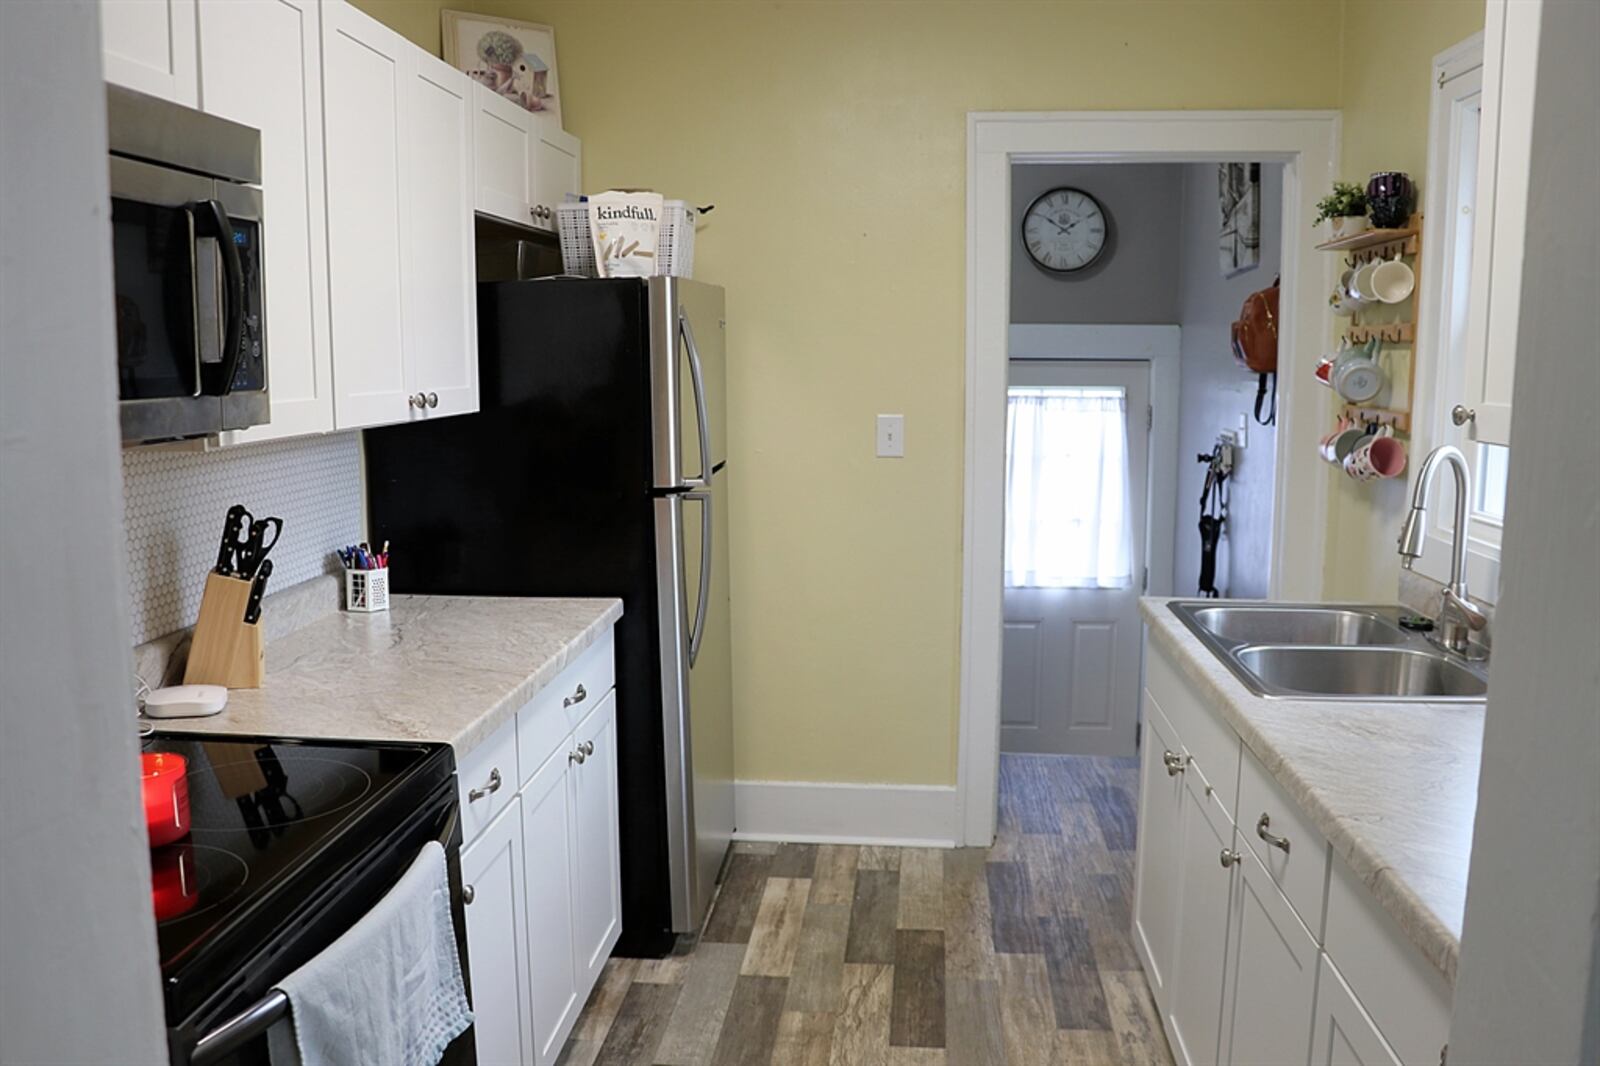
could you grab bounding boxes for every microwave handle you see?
[189,199,245,395]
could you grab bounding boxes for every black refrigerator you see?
[366,277,733,957]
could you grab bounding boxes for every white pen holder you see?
[345,567,390,613]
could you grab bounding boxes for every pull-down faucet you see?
[1397,444,1489,657]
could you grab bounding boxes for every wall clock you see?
[1022,187,1109,273]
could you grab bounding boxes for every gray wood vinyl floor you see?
[557,753,1174,1065]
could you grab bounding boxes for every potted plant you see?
[1314,182,1370,241]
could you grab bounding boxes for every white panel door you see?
[461,798,534,1066]
[1220,846,1320,1065]
[530,125,582,233]
[1167,766,1235,1066]
[473,83,535,226]
[401,52,478,419]
[197,0,334,444]
[1001,360,1150,755]
[1309,955,1403,1066]
[521,743,579,1065]
[101,0,198,105]
[1132,698,1186,1006]
[570,691,622,990]
[320,0,410,429]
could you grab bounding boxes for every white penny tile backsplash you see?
[122,434,364,644]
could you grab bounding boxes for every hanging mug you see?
[1344,425,1408,481]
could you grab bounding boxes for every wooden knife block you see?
[184,572,265,689]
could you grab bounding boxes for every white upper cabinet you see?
[401,53,478,420]
[474,84,536,226]
[531,125,582,234]
[321,0,411,430]
[198,0,334,444]
[1461,0,1541,446]
[101,0,198,106]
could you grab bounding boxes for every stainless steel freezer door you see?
[654,470,735,933]
[649,278,726,490]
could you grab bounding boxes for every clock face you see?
[1023,187,1108,273]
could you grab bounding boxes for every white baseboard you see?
[732,780,960,848]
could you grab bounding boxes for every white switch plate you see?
[876,414,905,458]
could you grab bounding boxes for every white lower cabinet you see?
[1136,638,1452,1066]
[459,632,620,1066]
[461,798,534,1066]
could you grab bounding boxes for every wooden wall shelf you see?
[1315,223,1419,253]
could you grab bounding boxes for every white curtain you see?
[1004,387,1135,589]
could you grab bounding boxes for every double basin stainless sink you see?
[1169,601,1489,702]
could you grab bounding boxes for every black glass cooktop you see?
[142,734,454,1018]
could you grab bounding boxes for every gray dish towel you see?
[268,841,473,1066]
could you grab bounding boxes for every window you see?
[1417,37,1508,597]
[1004,386,1134,589]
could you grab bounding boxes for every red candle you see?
[142,752,190,847]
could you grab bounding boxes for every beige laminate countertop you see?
[155,594,623,757]
[1141,598,1482,986]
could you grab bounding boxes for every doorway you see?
[1001,360,1150,757]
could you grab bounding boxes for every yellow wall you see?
[1324,0,1486,599]
[352,0,1470,786]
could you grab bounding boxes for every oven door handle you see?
[189,199,245,396]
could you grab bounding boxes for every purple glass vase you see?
[1366,171,1414,229]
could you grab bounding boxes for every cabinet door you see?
[1221,846,1320,1065]
[1133,696,1185,1005]
[1309,955,1402,1066]
[461,798,534,1066]
[474,84,535,226]
[401,52,478,420]
[197,0,334,444]
[570,691,622,990]
[101,0,198,105]
[321,0,410,429]
[529,125,581,234]
[1461,0,1541,445]
[521,743,580,1065]
[1167,766,1235,1066]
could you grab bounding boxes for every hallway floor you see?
[557,754,1174,1065]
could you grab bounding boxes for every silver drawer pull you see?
[569,748,586,765]
[579,740,594,757]
[1162,750,1188,777]
[468,767,502,803]
[563,684,587,709]
[1220,848,1243,869]
[1256,813,1291,854]
[462,884,476,905]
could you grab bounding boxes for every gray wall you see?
[1172,164,1282,599]
[1449,1,1600,1058]
[1011,164,1182,325]
[0,2,168,1061]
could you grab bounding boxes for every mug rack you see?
[1322,214,1422,438]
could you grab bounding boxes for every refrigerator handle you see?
[680,312,713,487]
[684,490,713,667]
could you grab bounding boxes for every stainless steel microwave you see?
[108,86,268,443]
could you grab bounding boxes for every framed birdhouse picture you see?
[442,10,561,126]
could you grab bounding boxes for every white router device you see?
[142,684,229,719]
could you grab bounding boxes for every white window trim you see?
[1414,33,1504,600]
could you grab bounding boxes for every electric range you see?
[143,733,470,1065]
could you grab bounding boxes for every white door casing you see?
[1001,360,1150,757]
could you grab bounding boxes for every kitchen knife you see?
[214,504,250,576]
[243,558,272,625]
[236,516,282,579]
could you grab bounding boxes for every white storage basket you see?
[556,199,696,278]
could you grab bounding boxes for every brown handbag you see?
[1231,277,1280,424]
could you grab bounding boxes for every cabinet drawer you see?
[517,629,615,787]
[1147,647,1241,817]
[459,714,518,846]
[1238,747,1330,940]
[1325,857,1452,1066]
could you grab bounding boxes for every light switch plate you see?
[876,414,905,458]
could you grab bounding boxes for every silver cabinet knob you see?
[563,684,587,709]
[409,392,428,409]
[426,392,439,409]
[1220,848,1243,869]
[462,884,475,905]
[1451,404,1476,426]
[569,748,586,765]
[468,767,502,803]
[580,740,594,757]
[1163,750,1188,777]
[1256,813,1292,854]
